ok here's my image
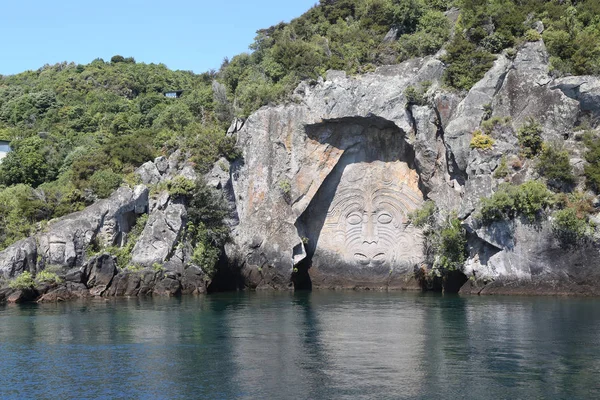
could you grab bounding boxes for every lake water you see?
[1,291,600,399]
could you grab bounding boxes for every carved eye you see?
[347,213,363,225]
[377,213,393,224]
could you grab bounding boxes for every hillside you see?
[1,0,600,300]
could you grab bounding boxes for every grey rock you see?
[227,118,245,135]
[463,218,600,295]
[36,185,148,268]
[492,41,580,139]
[84,254,118,296]
[206,157,230,189]
[382,27,399,43]
[154,156,169,174]
[445,55,511,172]
[551,76,600,120]
[135,161,161,184]
[130,197,186,267]
[0,237,38,279]
[153,277,181,296]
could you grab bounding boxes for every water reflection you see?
[1,293,600,399]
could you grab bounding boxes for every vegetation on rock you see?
[479,181,554,223]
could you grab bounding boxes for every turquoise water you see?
[1,292,600,399]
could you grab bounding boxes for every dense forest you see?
[0,0,599,255]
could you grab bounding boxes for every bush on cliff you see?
[584,132,600,194]
[517,117,543,158]
[535,143,575,191]
[8,271,35,290]
[479,181,554,223]
[184,180,230,277]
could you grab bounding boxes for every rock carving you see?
[317,161,424,270]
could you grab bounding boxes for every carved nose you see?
[363,214,378,244]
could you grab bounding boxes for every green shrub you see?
[9,271,35,290]
[167,176,196,198]
[536,144,575,190]
[152,263,165,272]
[408,200,436,227]
[493,156,509,179]
[481,116,511,135]
[89,169,123,198]
[525,29,541,42]
[470,130,495,150]
[584,132,600,193]
[184,179,230,278]
[479,181,555,223]
[437,216,468,271]
[404,85,427,107]
[517,117,543,158]
[442,35,496,91]
[35,270,62,284]
[552,207,590,247]
[278,179,291,194]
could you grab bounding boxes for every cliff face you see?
[226,40,600,294]
[1,40,599,301]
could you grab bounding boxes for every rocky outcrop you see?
[0,185,148,279]
[462,219,600,295]
[0,150,211,303]
[2,38,600,300]
[225,39,600,294]
[130,195,187,267]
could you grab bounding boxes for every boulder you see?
[0,237,38,279]
[135,161,161,184]
[83,254,118,296]
[130,195,186,267]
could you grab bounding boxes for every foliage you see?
[524,29,541,42]
[404,84,428,107]
[89,169,122,198]
[493,156,509,179]
[441,34,496,91]
[408,200,436,227]
[278,178,291,194]
[551,207,590,247]
[8,271,35,290]
[535,144,575,190]
[35,270,62,284]
[218,0,451,114]
[437,216,468,271]
[167,176,196,198]
[479,181,554,223]
[517,117,543,158]
[583,132,600,193]
[470,130,495,150]
[481,116,510,135]
[183,179,230,277]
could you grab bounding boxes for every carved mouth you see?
[354,252,387,266]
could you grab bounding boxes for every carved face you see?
[319,161,423,269]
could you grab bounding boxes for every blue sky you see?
[0,0,318,75]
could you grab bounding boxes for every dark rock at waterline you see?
[7,288,38,303]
